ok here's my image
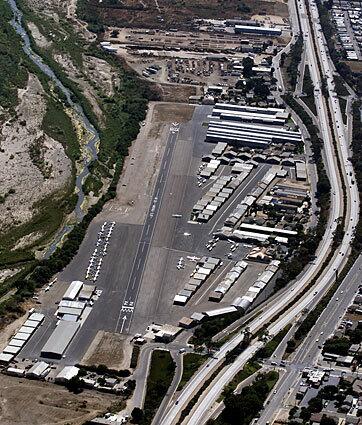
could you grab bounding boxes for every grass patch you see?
[301,65,317,115]
[42,96,80,161]
[266,370,279,390]
[0,189,75,267]
[338,96,347,124]
[191,310,244,347]
[334,75,349,97]
[215,371,279,425]
[177,353,207,391]
[83,174,103,196]
[254,324,292,360]
[221,361,261,399]
[142,350,176,425]
[0,3,28,111]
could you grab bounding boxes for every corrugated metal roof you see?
[41,321,80,358]
[63,281,83,300]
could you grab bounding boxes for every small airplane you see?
[187,256,200,262]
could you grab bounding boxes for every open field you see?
[0,373,116,425]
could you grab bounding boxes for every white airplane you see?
[187,256,200,262]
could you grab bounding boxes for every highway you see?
[157,0,359,421]
[115,126,179,333]
[258,254,362,424]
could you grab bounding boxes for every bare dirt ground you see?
[344,60,362,73]
[92,0,288,30]
[0,74,72,234]
[158,83,199,103]
[81,330,132,369]
[27,22,52,48]
[102,102,195,226]
[0,373,116,425]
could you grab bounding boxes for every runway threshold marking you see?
[119,315,127,333]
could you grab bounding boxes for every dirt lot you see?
[92,0,288,30]
[345,60,362,73]
[0,373,116,425]
[81,331,132,369]
[158,83,199,102]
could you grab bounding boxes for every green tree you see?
[242,57,254,78]
[131,407,144,423]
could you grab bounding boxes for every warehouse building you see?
[26,361,50,379]
[78,284,96,301]
[206,121,302,148]
[41,321,80,359]
[0,353,14,364]
[238,223,298,238]
[57,306,83,318]
[234,25,282,36]
[205,104,301,149]
[63,280,83,301]
[55,366,80,383]
[295,161,307,181]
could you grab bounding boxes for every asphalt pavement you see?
[258,254,362,424]
[115,127,179,334]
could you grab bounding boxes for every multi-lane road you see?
[157,0,359,421]
[258,254,362,424]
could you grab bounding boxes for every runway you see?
[115,127,179,333]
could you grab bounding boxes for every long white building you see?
[206,103,302,149]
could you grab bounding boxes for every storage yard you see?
[100,14,291,91]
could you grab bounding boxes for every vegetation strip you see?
[141,350,176,425]
[210,371,279,425]
[177,353,208,391]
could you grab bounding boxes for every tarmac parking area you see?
[15,104,280,364]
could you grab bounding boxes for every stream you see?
[7,0,99,258]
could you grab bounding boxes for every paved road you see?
[158,0,359,420]
[258,254,362,424]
